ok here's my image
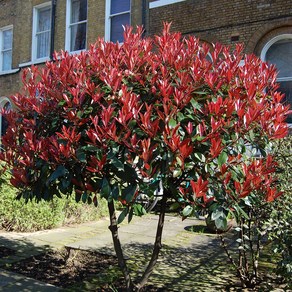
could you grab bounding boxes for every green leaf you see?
[76,148,87,163]
[215,215,227,230]
[77,110,83,119]
[248,130,255,141]
[15,192,22,200]
[110,156,124,171]
[217,151,228,167]
[169,202,181,211]
[58,100,67,106]
[82,145,100,152]
[169,118,177,128]
[93,195,98,207]
[176,157,183,167]
[122,184,137,203]
[128,207,134,223]
[194,153,205,162]
[133,204,147,216]
[243,235,250,241]
[82,192,87,203]
[173,168,182,178]
[190,98,202,110]
[211,208,224,221]
[100,177,111,199]
[115,164,138,183]
[46,165,69,186]
[177,112,185,122]
[84,106,93,115]
[235,204,249,220]
[209,203,218,213]
[193,91,207,96]
[117,207,129,224]
[61,174,72,189]
[182,205,193,217]
[111,184,120,201]
[59,178,73,195]
[75,192,81,203]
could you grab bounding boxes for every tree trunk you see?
[108,200,134,291]
[136,192,167,290]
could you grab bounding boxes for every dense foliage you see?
[0,24,288,290]
[266,136,292,287]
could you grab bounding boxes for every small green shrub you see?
[266,136,292,287]
[0,177,108,232]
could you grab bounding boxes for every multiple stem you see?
[219,207,262,288]
[107,191,167,291]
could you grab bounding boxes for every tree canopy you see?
[0,23,289,290]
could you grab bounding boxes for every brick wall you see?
[148,0,292,54]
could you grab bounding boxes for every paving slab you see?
[0,269,59,291]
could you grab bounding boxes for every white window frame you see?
[149,0,186,9]
[0,25,13,73]
[261,34,292,84]
[65,0,88,53]
[32,2,52,62]
[261,34,292,126]
[105,0,131,42]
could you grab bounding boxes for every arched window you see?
[261,34,292,123]
[0,97,12,138]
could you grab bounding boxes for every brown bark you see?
[136,192,167,290]
[108,200,134,291]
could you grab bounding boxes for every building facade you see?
[0,0,143,96]
[0,0,292,132]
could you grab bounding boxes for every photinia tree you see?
[0,23,289,290]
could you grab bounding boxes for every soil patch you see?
[4,247,161,291]
[0,246,16,258]
[6,247,121,290]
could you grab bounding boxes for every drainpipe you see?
[142,0,148,37]
[50,0,57,60]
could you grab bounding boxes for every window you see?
[105,0,131,43]
[66,0,87,52]
[149,0,186,9]
[0,26,13,72]
[261,35,292,123]
[32,3,51,61]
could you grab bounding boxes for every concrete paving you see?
[0,214,236,291]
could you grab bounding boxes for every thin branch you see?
[219,234,237,269]
[219,233,246,287]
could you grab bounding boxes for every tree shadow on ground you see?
[0,225,238,291]
[94,229,237,291]
[0,234,57,290]
[0,234,51,266]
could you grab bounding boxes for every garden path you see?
[0,215,236,291]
